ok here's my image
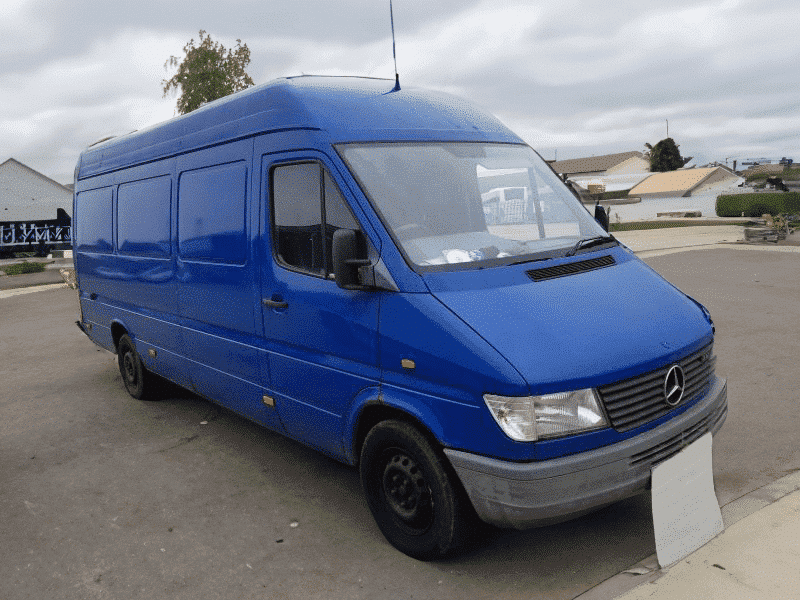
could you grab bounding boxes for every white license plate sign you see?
[651,432,724,567]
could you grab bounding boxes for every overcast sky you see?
[2,0,799,184]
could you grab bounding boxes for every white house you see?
[629,166,743,198]
[550,151,650,177]
[0,158,73,221]
[551,151,652,193]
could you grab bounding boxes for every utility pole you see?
[666,119,669,138]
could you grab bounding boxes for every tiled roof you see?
[551,151,645,175]
[629,167,727,196]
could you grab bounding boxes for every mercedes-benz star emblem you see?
[664,365,685,407]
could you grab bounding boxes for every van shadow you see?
[131,381,657,583]
[445,496,656,588]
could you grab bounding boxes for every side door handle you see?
[262,296,288,309]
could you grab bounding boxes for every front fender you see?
[374,385,483,453]
[343,384,485,466]
[342,385,383,465]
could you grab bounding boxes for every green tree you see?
[162,30,254,115]
[649,137,685,172]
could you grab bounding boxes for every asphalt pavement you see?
[578,227,800,599]
[2,229,799,599]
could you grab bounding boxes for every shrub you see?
[716,192,800,217]
[2,261,47,276]
[744,167,800,182]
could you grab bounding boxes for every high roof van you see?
[74,76,726,559]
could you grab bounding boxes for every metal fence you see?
[0,221,72,251]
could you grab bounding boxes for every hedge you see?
[716,192,800,217]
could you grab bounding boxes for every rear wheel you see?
[117,334,151,400]
[360,420,468,560]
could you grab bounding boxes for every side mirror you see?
[594,201,609,232]
[332,229,371,290]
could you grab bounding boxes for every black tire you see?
[117,334,151,400]
[360,420,468,560]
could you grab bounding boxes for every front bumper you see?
[445,376,727,529]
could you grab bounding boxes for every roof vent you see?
[527,255,615,282]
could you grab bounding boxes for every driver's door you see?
[258,149,381,459]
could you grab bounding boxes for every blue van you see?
[74,76,726,560]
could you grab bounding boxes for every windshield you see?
[339,143,607,270]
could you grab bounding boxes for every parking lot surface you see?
[1,246,798,599]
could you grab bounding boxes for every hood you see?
[425,250,713,394]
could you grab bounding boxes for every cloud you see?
[1,28,182,181]
[2,0,800,182]
[0,0,53,56]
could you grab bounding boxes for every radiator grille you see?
[598,343,715,433]
[630,393,727,468]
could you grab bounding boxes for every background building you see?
[1,158,73,222]
[628,166,742,198]
[550,151,650,177]
[551,151,652,193]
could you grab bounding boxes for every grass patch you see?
[2,261,48,276]
[610,220,756,232]
[600,189,631,200]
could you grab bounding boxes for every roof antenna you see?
[390,0,401,91]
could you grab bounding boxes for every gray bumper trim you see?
[445,376,727,529]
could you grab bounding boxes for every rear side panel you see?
[74,184,116,350]
[75,159,182,367]
[74,136,282,430]
[173,138,279,428]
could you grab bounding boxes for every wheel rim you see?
[123,352,137,386]
[381,451,432,530]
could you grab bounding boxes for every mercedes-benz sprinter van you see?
[74,76,726,559]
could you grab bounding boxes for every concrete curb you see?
[0,282,69,299]
[633,242,800,259]
[576,469,800,599]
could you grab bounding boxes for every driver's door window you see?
[272,162,359,278]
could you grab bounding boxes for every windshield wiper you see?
[506,256,552,266]
[564,235,617,257]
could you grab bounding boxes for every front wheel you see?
[360,420,468,560]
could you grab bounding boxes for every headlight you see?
[484,388,608,442]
